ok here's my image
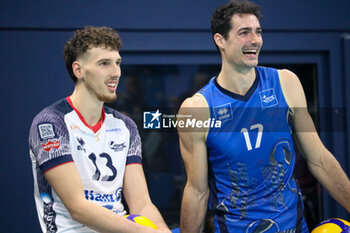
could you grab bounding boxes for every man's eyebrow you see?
[237,27,252,32]
[96,58,122,62]
[97,58,112,62]
[237,27,262,32]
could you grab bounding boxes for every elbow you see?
[307,150,333,177]
[69,208,81,223]
[201,187,210,201]
[307,158,324,177]
[66,200,88,223]
[68,206,82,223]
[185,181,209,201]
[200,189,210,204]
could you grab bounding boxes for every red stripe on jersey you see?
[66,96,105,133]
[126,163,142,166]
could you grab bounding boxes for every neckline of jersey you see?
[66,96,105,134]
[213,67,260,102]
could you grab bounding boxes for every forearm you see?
[308,150,350,213]
[70,199,155,233]
[180,183,209,233]
[135,202,170,231]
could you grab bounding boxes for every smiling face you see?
[216,13,263,70]
[77,47,122,103]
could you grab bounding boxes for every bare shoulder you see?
[178,94,209,118]
[277,69,306,108]
[180,93,208,109]
[278,69,300,87]
[177,94,210,139]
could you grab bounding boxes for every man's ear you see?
[72,61,84,80]
[213,33,225,51]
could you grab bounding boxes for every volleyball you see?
[311,218,350,233]
[125,214,157,229]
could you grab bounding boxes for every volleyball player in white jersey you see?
[29,26,170,233]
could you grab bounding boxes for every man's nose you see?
[111,63,121,78]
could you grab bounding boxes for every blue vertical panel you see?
[320,50,346,221]
[0,30,72,233]
[344,35,350,176]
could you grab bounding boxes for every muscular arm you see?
[123,164,170,232]
[178,95,210,233]
[45,163,159,233]
[279,69,350,213]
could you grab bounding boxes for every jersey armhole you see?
[193,93,210,142]
[126,155,142,165]
[277,70,294,114]
[42,158,74,174]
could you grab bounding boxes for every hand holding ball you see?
[125,214,157,229]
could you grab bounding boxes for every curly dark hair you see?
[63,26,122,83]
[211,0,262,39]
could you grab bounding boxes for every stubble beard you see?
[84,77,117,103]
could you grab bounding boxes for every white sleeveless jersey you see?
[29,97,142,233]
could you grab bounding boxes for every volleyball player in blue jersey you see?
[178,1,350,232]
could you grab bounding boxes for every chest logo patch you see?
[76,137,86,153]
[259,88,279,108]
[213,103,233,122]
[109,141,127,152]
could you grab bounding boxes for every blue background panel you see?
[0,0,349,232]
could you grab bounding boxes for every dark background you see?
[0,0,349,232]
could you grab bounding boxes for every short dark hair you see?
[63,26,122,83]
[211,0,262,39]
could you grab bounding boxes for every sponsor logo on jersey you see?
[217,108,228,115]
[259,88,279,108]
[38,123,56,140]
[115,187,122,201]
[106,128,121,132]
[40,192,57,232]
[109,141,127,152]
[76,137,86,152]
[103,205,124,214]
[84,188,122,203]
[103,204,114,210]
[70,124,80,131]
[213,103,233,122]
[143,110,162,129]
[42,139,60,152]
[103,204,124,214]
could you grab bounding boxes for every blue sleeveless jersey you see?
[198,67,308,233]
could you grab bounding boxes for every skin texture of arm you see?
[178,94,210,233]
[278,69,350,213]
[44,162,162,233]
[122,164,171,232]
